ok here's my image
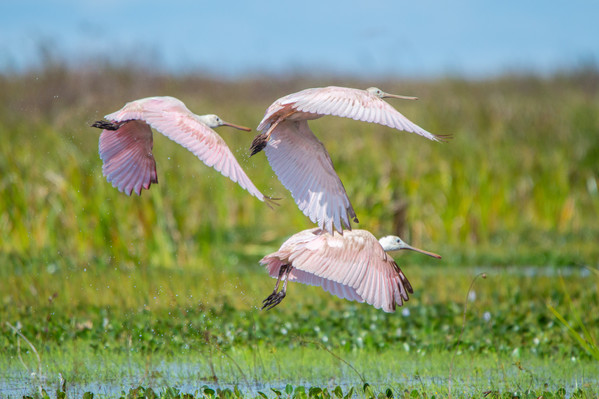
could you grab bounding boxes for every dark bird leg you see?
[261,264,292,310]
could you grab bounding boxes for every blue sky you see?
[2,1,598,78]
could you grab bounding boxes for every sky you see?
[1,1,598,79]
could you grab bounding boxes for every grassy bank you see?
[1,261,598,396]
[1,66,598,397]
[0,66,598,266]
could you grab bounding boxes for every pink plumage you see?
[258,86,441,142]
[260,228,417,313]
[93,96,271,204]
[252,86,446,234]
[265,120,357,234]
[99,120,157,195]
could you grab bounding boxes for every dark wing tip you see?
[92,120,124,131]
[401,270,414,294]
[249,133,268,156]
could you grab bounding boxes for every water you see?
[2,358,597,398]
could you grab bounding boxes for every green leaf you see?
[164,387,181,399]
[363,383,374,399]
[548,275,599,362]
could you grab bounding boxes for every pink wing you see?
[261,229,413,313]
[100,96,266,201]
[265,120,356,234]
[258,86,440,142]
[99,120,157,195]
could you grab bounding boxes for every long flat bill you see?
[222,120,251,131]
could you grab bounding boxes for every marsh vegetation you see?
[1,64,598,397]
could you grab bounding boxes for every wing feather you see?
[258,86,440,142]
[100,96,266,201]
[260,229,412,312]
[264,120,356,234]
[99,120,157,196]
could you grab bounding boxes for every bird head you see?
[378,235,441,259]
[200,114,251,131]
[366,87,418,101]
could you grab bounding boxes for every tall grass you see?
[2,65,599,397]
[1,65,597,271]
[548,267,599,361]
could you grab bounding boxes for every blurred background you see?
[1,2,599,390]
[0,0,599,77]
[3,1,599,77]
[2,0,597,265]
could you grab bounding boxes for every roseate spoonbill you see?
[250,86,448,234]
[260,228,441,312]
[92,96,275,206]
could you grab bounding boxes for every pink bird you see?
[92,96,274,206]
[250,86,448,234]
[260,228,441,312]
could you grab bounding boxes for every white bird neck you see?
[378,235,405,252]
[196,114,220,128]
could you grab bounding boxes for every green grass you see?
[1,66,598,266]
[1,65,599,397]
[2,260,598,397]
[548,267,599,361]
[5,345,599,398]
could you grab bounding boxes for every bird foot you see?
[91,120,126,131]
[249,133,268,156]
[264,196,282,210]
[261,290,286,311]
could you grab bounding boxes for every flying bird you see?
[92,96,274,206]
[260,228,441,313]
[250,86,447,234]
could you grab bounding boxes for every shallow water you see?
[2,357,597,398]
[2,265,597,397]
[475,265,592,278]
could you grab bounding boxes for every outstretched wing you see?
[101,96,267,201]
[261,229,413,312]
[258,86,441,142]
[99,120,157,195]
[264,120,356,234]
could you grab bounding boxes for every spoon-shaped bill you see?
[403,243,441,259]
[383,92,419,100]
[221,120,251,131]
